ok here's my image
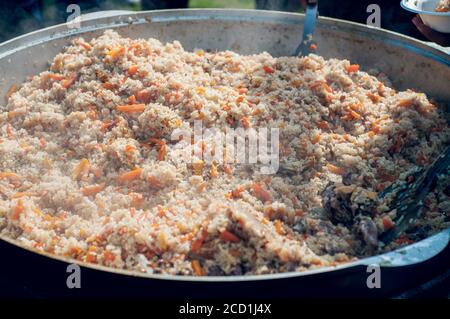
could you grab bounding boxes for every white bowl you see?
[401,0,450,33]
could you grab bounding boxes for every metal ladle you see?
[295,0,319,56]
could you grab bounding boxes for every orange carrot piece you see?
[116,104,146,113]
[136,89,152,103]
[72,158,90,180]
[371,123,381,134]
[128,95,136,104]
[191,260,205,276]
[252,182,272,203]
[117,168,142,183]
[11,192,39,199]
[323,83,333,93]
[236,95,245,104]
[11,199,24,221]
[77,39,92,50]
[81,183,105,196]
[127,65,139,75]
[230,185,245,199]
[103,82,116,90]
[274,219,285,235]
[346,64,360,73]
[311,133,321,144]
[210,163,218,178]
[317,120,329,130]
[107,46,125,60]
[61,75,76,89]
[0,172,21,182]
[100,120,116,132]
[220,230,240,243]
[125,144,136,153]
[263,65,275,74]
[240,116,250,128]
[327,163,344,175]
[158,142,167,161]
[47,73,65,81]
[349,110,361,120]
[191,226,208,253]
[397,99,414,108]
[383,217,395,230]
[86,253,97,263]
[103,250,116,262]
[367,92,380,103]
[6,83,18,100]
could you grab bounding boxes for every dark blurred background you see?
[0,0,431,44]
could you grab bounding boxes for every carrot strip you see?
[81,183,105,196]
[327,163,344,175]
[117,168,142,183]
[128,95,136,104]
[191,260,205,276]
[349,110,361,120]
[0,172,21,182]
[116,104,146,113]
[103,82,116,90]
[72,158,90,180]
[220,230,240,243]
[11,199,24,220]
[61,74,77,89]
[397,99,414,108]
[47,73,65,81]
[323,83,333,93]
[11,192,39,199]
[191,228,208,253]
[100,120,117,132]
[158,142,167,161]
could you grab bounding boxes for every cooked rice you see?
[436,0,450,12]
[0,30,448,276]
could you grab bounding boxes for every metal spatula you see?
[295,0,319,56]
[379,147,450,245]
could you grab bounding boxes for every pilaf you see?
[0,30,449,276]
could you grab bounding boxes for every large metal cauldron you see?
[0,9,449,298]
